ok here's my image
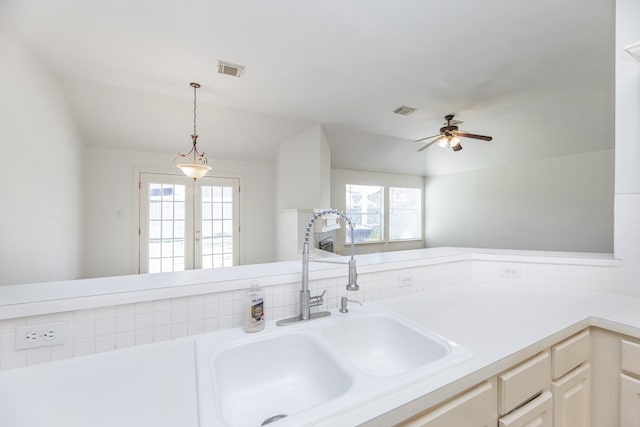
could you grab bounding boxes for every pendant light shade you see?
[175,82,211,180]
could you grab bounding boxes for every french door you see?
[138,172,240,274]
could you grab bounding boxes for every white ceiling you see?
[0,0,615,176]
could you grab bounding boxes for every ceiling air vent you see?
[217,60,245,78]
[393,106,417,116]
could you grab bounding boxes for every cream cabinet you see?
[398,381,497,427]
[552,363,591,427]
[620,338,640,426]
[620,374,640,426]
[497,351,552,426]
[394,329,594,427]
[551,330,591,427]
[498,352,550,416]
[498,391,553,427]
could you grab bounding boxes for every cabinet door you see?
[498,391,552,427]
[552,363,590,427]
[621,374,640,426]
[399,381,496,427]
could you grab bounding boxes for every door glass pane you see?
[389,187,422,240]
[150,202,161,220]
[147,182,187,274]
[345,184,383,244]
[200,185,235,269]
[212,187,222,202]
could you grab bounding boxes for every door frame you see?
[133,167,244,274]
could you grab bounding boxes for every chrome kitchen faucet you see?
[277,209,359,326]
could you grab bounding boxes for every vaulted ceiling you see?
[0,0,615,176]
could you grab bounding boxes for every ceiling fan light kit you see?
[415,114,492,152]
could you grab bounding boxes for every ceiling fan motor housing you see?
[440,125,458,135]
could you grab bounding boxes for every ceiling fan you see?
[415,114,493,152]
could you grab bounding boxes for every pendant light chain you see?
[193,83,197,136]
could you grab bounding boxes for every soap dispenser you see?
[245,279,265,333]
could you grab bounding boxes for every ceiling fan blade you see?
[414,134,440,143]
[452,131,493,141]
[417,136,443,152]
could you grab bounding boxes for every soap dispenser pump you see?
[245,279,265,333]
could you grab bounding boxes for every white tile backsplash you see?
[116,331,135,349]
[0,257,624,372]
[95,334,116,353]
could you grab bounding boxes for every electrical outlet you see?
[500,265,522,278]
[398,273,415,286]
[15,322,66,350]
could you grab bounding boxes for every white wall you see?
[614,0,640,294]
[331,168,425,255]
[275,125,331,260]
[0,31,84,286]
[615,0,640,195]
[425,150,614,252]
[276,125,330,210]
[84,146,276,278]
[319,128,331,208]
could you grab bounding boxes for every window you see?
[138,172,240,274]
[389,187,422,240]
[344,184,422,244]
[345,184,383,244]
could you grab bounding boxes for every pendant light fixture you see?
[175,82,211,180]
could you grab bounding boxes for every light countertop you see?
[1,283,638,427]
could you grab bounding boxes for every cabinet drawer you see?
[552,329,590,379]
[498,352,550,416]
[399,381,497,427]
[622,339,640,377]
[498,391,552,427]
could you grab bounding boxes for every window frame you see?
[388,186,423,242]
[343,183,423,246]
[345,183,385,245]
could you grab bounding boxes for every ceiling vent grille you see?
[393,106,417,116]
[217,60,245,78]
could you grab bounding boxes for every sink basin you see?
[196,310,471,426]
[211,333,352,427]
[323,315,450,376]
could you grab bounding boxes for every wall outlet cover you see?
[500,265,523,278]
[398,273,415,286]
[15,322,67,350]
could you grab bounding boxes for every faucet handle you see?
[309,290,326,308]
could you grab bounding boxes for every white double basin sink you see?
[195,307,472,427]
